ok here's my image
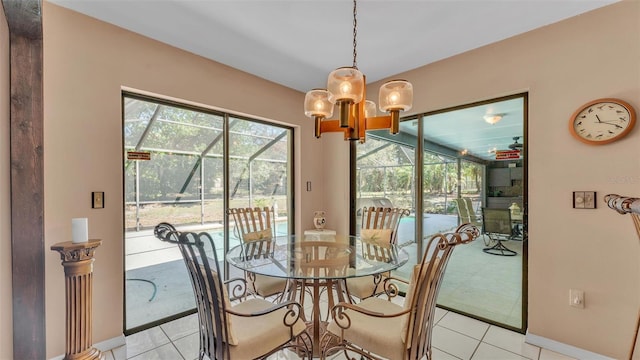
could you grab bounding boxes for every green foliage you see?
[356,135,483,214]
[124,97,291,205]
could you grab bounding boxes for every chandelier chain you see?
[352,0,358,69]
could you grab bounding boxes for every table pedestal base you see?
[288,278,349,357]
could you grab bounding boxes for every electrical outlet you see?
[569,289,584,308]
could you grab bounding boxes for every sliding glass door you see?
[354,93,527,332]
[426,94,526,331]
[355,133,416,278]
[122,93,293,334]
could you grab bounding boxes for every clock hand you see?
[595,114,602,123]
[599,122,623,129]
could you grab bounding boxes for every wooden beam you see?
[3,0,41,38]
[2,1,45,359]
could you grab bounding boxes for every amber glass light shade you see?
[327,67,364,104]
[304,89,334,118]
[379,80,413,112]
[364,100,377,118]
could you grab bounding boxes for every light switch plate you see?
[570,289,585,308]
[92,191,104,209]
[573,191,596,209]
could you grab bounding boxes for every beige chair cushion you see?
[240,228,287,297]
[401,257,440,345]
[229,298,307,359]
[242,228,273,242]
[253,274,287,297]
[345,275,378,299]
[360,228,392,246]
[198,265,238,345]
[361,229,394,264]
[345,267,389,299]
[326,297,407,360]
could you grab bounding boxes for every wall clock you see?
[569,98,636,145]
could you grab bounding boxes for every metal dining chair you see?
[227,207,289,300]
[154,223,311,359]
[345,206,410,301]
[321,223,480,360]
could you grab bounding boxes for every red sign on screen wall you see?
[127,151,151,161]
[495,150,520,160]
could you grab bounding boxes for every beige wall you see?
[360,1,639,358]
[1,1,637,359]
[0,6,13,360]
[41,2,327,358]
[310,2,640,358]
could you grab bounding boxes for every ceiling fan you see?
[508,136,523,150]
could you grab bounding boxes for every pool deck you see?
[125,214,458,271]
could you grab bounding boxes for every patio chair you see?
[153,223,311,360]
[227,207,289,300]
[346,207,410,301]
[320,223,480,360]
[481,208,517,256]
[463,197,483,227]
[452,198,471,224]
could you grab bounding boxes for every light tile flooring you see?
[118,217,568,359]
[104,302,578,360]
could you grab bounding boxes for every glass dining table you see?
[226,234,410,357]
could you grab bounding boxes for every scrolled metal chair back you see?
[361,206,410,244]
[404,223,479,359]
[154,223,233,360]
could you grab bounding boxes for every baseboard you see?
[49,334,126,360]
[526,332,616,360]
[94,334,126,353]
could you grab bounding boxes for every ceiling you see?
[402,96,525,162]
[48,0,618,161]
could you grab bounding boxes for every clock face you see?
[570,98,636,145]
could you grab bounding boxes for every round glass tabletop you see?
[226,234,409,280]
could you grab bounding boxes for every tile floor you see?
[117,217,552,359]
[104,303,578,360]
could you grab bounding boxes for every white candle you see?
[72,218,89,243]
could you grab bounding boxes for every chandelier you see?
[303,0,414,143]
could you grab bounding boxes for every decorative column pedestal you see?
[51,239,103,360]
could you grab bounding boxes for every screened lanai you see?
[357,133,484,219]
[357,97,525,332]
[123,95,291,232]
[122,94,294,333]
[122,92,525,335]
[123,94,486,236]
